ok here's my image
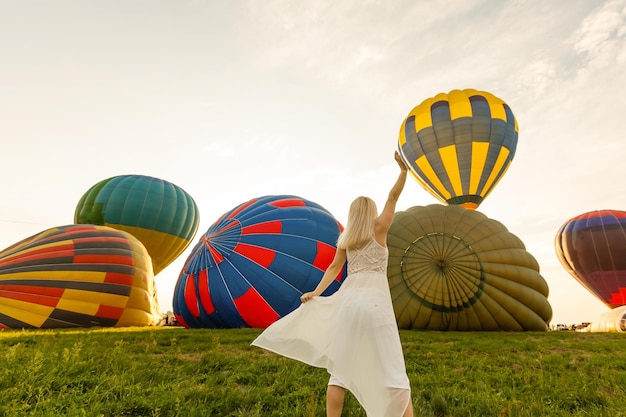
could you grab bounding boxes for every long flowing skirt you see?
[252,271,411,417]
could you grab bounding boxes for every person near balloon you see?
[252,151,414,417]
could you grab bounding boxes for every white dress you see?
[252,239,411,417]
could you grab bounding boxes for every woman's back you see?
[347,238,388,275]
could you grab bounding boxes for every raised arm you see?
[374,151,408,244]
[300,248,347,303]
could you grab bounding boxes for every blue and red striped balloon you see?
[173,195,346,328]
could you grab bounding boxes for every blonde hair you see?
[336,196,378,250]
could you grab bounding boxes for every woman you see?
[252,151,414,417]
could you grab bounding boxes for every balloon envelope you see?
[585,305,626,333]
[173,195,346,328]
[555,209,626,309]
[398,89,518,209]
[75,174,199,275]
[0,224,160,329]
[387,204,552,331]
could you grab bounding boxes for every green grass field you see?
[1,327,625,417]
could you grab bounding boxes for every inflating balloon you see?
[387,204,552,331]
[585,305,626,333]
[173,195,346,328]
[75,175,199,275]
[0,224,160,329]
[555,210,626,309]
[398,89,518,209]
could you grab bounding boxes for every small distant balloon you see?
[173,195,346,329]
[387,204,552,331]
[398,89,518,210]
[555,209,626,309]
[75,174,200,275]
[0,224,160,329]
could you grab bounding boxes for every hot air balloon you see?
[173,195,346,328]
[0,224,160,329]
[555,210,626,309]
[398,89,518,210]
[75,175,199,275]
[387,204,552,331]
[585,305,626,333]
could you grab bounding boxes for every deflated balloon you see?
[387,204,552,331]
[173,195,346,328]
[75,175,199,275]
[398,89,518,209]
[555,210,626,309]
[0,224,160,329]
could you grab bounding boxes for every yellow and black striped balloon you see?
[398,89,518,210]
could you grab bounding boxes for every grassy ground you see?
[0,327,624,417]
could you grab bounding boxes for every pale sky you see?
[1,0,625,326]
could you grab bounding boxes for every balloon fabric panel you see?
[173,195,345,328]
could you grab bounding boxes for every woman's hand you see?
[300,291,318,303]
[395,151,408,172]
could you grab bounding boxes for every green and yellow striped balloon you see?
[398,89,518,210]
